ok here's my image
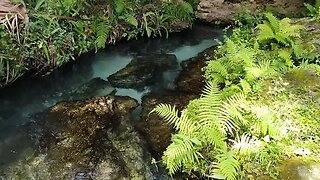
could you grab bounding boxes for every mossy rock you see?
[6,96,153,179]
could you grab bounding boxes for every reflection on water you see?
[0,23,224,170]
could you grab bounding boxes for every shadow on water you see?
[0,23,224,171]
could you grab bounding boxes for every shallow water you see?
[0,24,224,171]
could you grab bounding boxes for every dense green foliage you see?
[152,12,320,179]
[0,0,197,87]
[305,0,320,18]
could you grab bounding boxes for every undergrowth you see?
[0,0,197,87]
[152,12,320,179]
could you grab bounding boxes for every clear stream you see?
[0,24,224,172]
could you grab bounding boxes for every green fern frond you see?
[150,104,180,129]
[151,104,198,135]
[114,0,125,15]
[239,79,251,94]
[234,46,256,67]
[244,66,264,81]
[265,12,279,32]
[181,2,193,14]
[280,18,304,38]
[219,94,248,128]
[257,13,304,48]
[163,134,202,175]
[123,15,138,27]
[178,109,199,135]
[304,3,317,16]
[206,61,228,83]
[278,48,294,67]
[249,106,280,138]
[299,63,320,76]
[245,59,274,82]
[203,126,227,149]
[213,151,240,180]
[201,81,221,99]
[257,23,275,42]
[94,19,111,49]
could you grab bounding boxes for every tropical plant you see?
[151,82,249,179]
[0,0,196,86]
[205,39,277,91]
[256,12,304,48]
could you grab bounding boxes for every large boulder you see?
[108,54,178,89]
[196,0,306,24]
[5,96,152,179]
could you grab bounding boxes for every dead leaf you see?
[0,0,28,23]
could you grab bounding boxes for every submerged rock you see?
[68,78,116,100]
[108,54,178,89]
[6,96,152,179]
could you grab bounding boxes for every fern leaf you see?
[125,15,138,27]
[206,61,228,83]
[213,151,240,180]
[94,20,111,49]
[181,2,193,14]
[234,47,256,67]
[231,134,261,155]
[203,126,227,149]
[265,12,279,32]
[278,48,294,67]
[280,18,304,38]
[304,3,317,16]
[114,0,125,15]
[239,79,251,94]
[178,109,199,135]
[163,134,202,174]
[220,94,248,127]
[201,81,221,99]
[257,23,275,42]
[150,104,180,129]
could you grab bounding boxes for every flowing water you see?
[0,24,224,174]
